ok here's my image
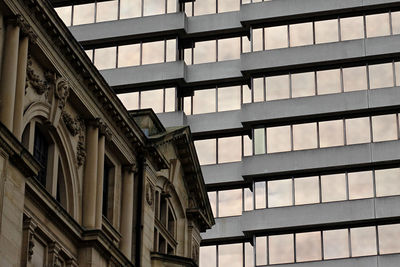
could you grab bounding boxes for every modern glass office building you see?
[53,0,400,266]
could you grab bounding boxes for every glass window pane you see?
[266,126,291,153]
[243,135,253,156]
[255,181,266,209]
[343,66,368,91]
[372,114,398,142]
[165,87,176,112]
[375,168,400,197]
[340,16,364,41]
[244,187,253,211]
[350,226,377,257]
[392,11,400,35]
[345,117,371,145]
[317,69,342,95]
[378,224,400,254]
[265,25,288,50]
[120,0,142,19]
[315,19,339,44]
[185,2,193,17]
[200,246,216,267]
[295,176,319,205]
[219,189,242,217]
[118,44,140,68]
[184,96,192,115]
[194,40,216,64]
[290,22,313,47]
[293,123,318,150]
[321,173,347,202]
[245,242,254,267]
[296,231,322,262]
[254,128,265,155]
[396,62,400,86]
[266,75,290,101]
[94,47,116,70]
[252,28,263,52]
[218,86,241,111]
[208,191,217,217]
[184,48,192,65]
[242,36,251,54]
[253,77,264,102]
[194,0,216,15]
[218,136,242,163]
[319,120,344,148]
[366,13,390,38]
[256,236,267,266]
[348,171,374,200]
[85,49,93,61]
[369,63,394,89]
[269,234,294,264]
[291,72,316,98]
[167,0,177,13]
[118,92,139,110]
[193,89,216,114]
[242,84,251,104]
[96,0,118,22]
[55,6,72,26]
[323,229,349,259]
[141,89,163,113]
[142,41,165,65]
[73,3,95,25]
[219,243,242,267]
[268,179,293,207]
[218,38,240,61]
[195,139,216,165]
[143,0,165,16]
[166,39,176,62]
[218,0,240,13]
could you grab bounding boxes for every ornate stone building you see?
[0,0,214,266]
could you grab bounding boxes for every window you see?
[55,6,72,26]
[143,0,165,16]
[194,139,216,165]
[218,86,241,112]
[33,126,49,186]
[345,117,371,145]
[96,0,118,22]
[118,92,139,110]
[315,19,339,44]
[269,234,294,264]
[265,25,288,50]
[142,41,165,65]
[369,63,394,89]
[208,191,217,217]
[218,189,242,217]
[194,40,216,64]
[218,38,240,61]
[73,3,95,25]
[266,126,291,153]
[254,128,265,155]
[253,77,264,102]
[321,173,347,202]
[256,236,267,266]
[319,120,344,147]
[218,136,241,163]
[94,47,116,70]
[255,181,266,209]
[118,44,140,68]
[218,0,240,13]
[194,0,216,16]
[266,75,290,101]
[378,224,400,254]
[268,179,292,207]
[372,114,398,142]
[375,168,400,197]
[289,22,313,47]
[193,89,216,114]
[316,69,341,95]
[218,243,242,267]
[102,160,113,218]
[291,72,315,98]
[348,171,374,200]
[200,246,217,267]
[252,28,263,52]
[340,16,364,41]
[120,0,142,19]
[294,176,319,205]
[296,231,322,262]
[292,122,318,150]
[350,226,377,256]
[366,13,390,38]
[392,11,400,35]
[323,229,349,259]
[342,66,368,91]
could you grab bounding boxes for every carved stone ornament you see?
[192,244,199,263]
[77,120,86,166]
[98,119,113,140]
[62,112,81,136]
[145,182,154,206]
[26,55,51,95]
[55,78,70,109]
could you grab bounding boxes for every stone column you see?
[95,133,105,229]
[120,165,136,259]
[0,20,20,130]
[82,120,99,228]
[13,36,29,139]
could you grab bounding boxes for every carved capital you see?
[48,242,62,267]
[123,163,138,174]
[22,216,38,262]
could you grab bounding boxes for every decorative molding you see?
[145,182,154,207]
[26,55,51,96]
[22,216,38,263]
[123,163,138,174]
[55,77,70,110]
[62,112,81,136]
[48,242,62,267]
[77,119,86,166]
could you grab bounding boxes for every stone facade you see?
[0,0,214,266]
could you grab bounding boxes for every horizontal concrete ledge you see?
[200,140,400,186]
[201,196,400,241]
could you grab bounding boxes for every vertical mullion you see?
[317,121,321,148]
[320,231,324,260]
[389,11,394,35]
[94,0,98,23]
[348,228,352,258]
[117,0,121,20]
[116,46,119,68]
[338,16,342,41]
[345,172,350,200]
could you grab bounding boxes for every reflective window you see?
[194,40,216,64]
[289,22,313,47]
[315,19,339,44]
[165,87,176,112]
[218,86,241,111]
[244,187,254,211]
[269,234,294,264]
[350,226,377,257]
[94,47,116,70]
[141,89,163,113]
[369,63,394,89]
[219,189,242,217]
[218,38,240,61]
[392,11,400,35]
[242,36,251,53]
[166,39,176,62]
[343,66,368,91]
[266,75,290,100]
[323,229,349,259]
[255,181,266,209]
[321,173,347,202]
[295,176,319,205]
[167,0,177,13]
[218,0,240,13]
[118,44,140,68]
[184,47,192,65]
[267,126,291,153]
[253,28,263,52]
[396,62,400,86]
[142,41,165,65]
[256,236,267,266]
[348,171,374,200]
[143,0,165,16]
[200,246,216,267]
[375,168,400,197]
[253,77,264,102]
[242,84,252,104]
[120,0,142,19]
[245,242,254,267]
[372,114,398,142]
[378,224,400,254]
[55,6,72,26]
[293,123,318,150]
[291,72,315,98]
[316,69,342,95]
[296,232,322,262]
[118,92,139,110]
[319,120,344,148]
[195,139,216,165]
[194,0,216,16]
[345,117,371,145]
[73,3,95,25]
[366,13,390,38]
[218,243,242,267]
[218,136,242,163]
[265,25,288,50]
[208,191,217,217]
[268,179,292,208]
[254,128,265,155]
[193,89,216,114]
[340,16,364,41]
[243,135,253,157]
[96,0,118,22]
